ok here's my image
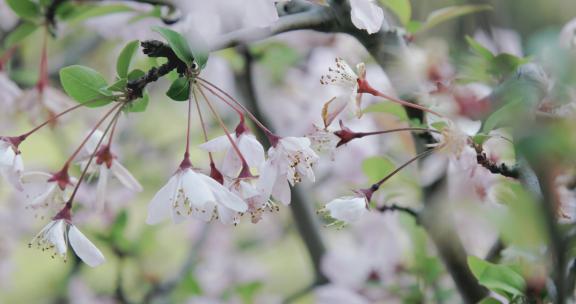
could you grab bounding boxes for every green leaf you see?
[362,156,395,183]
[363,101,408,121]
[127,69,145,81]
[379,0,411,25]
[153,26,194,67]
[468,256,526,298]
[431,121,447,131]
[465,36,495,61]
[472,133,490,145]
[59,65,114,106]
[116,40,140,78]
[482,101,522,133]
[107,78,127,92]
[236,281,264,304]
[166,77,190,101]
[61,4,135,22]
[3,22,38,49]
[405,20,422,33]
[419,5,492,32]
[125,92,149,112]
[6,0,40,20]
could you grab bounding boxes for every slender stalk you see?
[357,127,440,137]
[66,106,124,208]
[191,86,215,164]
[374,146,441,189]
[197,78,274,136]
[196,85,250,167]
[184,82,193,157]
[196,81,244,116]
[107,112,121,147]
[62,103,123,168]
[19,98,109,140]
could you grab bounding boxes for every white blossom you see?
[258,137,318,205]
[560,17,576,49]
[80,131,143,211]
[29,219,105,267]
[146,167,248,225]
[199,132,265,177]
[21,172,74,218]
[324,195,368,224]
[349,0,384,34]
[320,58,367,122]
[0,138,23,190]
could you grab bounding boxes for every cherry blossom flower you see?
[428,118,481,159]
[320,58,367,122]
[323,195,368,224]
[258,136,318,205]
[0,137,23,190]
[21,171,75,219]
[29,219,105,267]
[199,124,265,177]
[146,165,248,225]
[349,0,385,34]
[80,131,143,211]
[228,177,277,223]
[307,124,340,156]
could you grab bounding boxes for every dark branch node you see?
[126,40,188,99]
[377,204,420,223]
[474,144,519,178]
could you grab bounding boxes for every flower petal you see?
[350,0,384,34]
[322,96,349,128]
[111,160,143,192]
[95,166,109,210]
[198,134,233,152]
[200,174,247,212]
[146,175,178,225]
[68,225,105,267]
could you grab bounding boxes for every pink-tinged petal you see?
[146,175,178,225]
[111,160,143,192]
[221,148,242,177]
[350,0,384,34]
[238,134,265,168]
[322,96,349,128]
[200,175,247,212]
[68,225,105,267]
[198,134,233,152]
[181,169,216,208]
[216,205,238,225]
[272,178,291,205]
[95,166,109,210]
[256,160,277,200]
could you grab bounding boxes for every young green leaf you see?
[3,22,38,49]
[116,40,140,78]
[363,101,409,121]
[465,36,495,61]
[6,0,40,20]
[379,0,411,25]
[153,26,194,67]
[60,65,114,106]
[467,256,526,299]
[166,77,191,101]
[125,92,149,112]
[362,156,396,183]
[107,78,128,92]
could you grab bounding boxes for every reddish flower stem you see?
[197,78,278,143]
[62,103,123,169]
[196,85,251,170]
[65,106,124,209]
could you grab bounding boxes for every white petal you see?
[272,178,291,205]
[84,130,104,154]
[146,175,178,225]
[47,220,68,256]
[456,118,482,136]
[350,0,384,34]
[200,175,247,212]
[256,160,278,200]
[321,96,349,128]
[111,160,143,192]
[198,134,233,152]
[181,169,216,208]
[68,225,105,267]
[95,166,109,211]
[238,134,265,168]
[326,196,367,223]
